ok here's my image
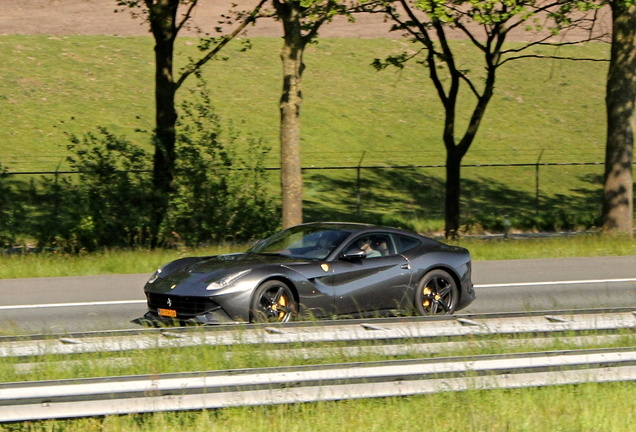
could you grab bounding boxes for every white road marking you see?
[0,300,145,311]
[1,278,635,311]
[475,278,636,289]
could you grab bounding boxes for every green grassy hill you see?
[0,35,609,231]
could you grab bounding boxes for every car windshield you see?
[248,225,351,260]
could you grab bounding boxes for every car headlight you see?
[147,268,162,284]
[206,269,251,291]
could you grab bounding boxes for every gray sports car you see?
[139,222,475,325]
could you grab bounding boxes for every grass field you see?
[0,329,634,431]
[0,36,610,232]
[1,233,636,279]
[0,36,609,171]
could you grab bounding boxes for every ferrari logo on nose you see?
[167,298,172,307]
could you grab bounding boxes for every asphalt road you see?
[1,256,636,335]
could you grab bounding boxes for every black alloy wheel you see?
[415,269,458,316]
[249,280,297,323]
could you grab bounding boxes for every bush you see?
[5,81,279,251]
[31,111,278,251]
[165,79,279,245]
[31,173,84,251]
[31,128,154,251]
[0,163,20,247]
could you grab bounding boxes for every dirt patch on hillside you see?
[0,0,611,41]
[0,0,394,38]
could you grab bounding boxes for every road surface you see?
[1,256,635,334]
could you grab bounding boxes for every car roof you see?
[298,222,374,229]
[294,222,420,237]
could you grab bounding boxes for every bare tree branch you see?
[176,0,267,89]
[176,0,199,34]
[372,0,608,237]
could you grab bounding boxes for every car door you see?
[326,233,413,316]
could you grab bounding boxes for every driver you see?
[358,237,381,258]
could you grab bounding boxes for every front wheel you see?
[249,280,297,323]
[415,269,458,316]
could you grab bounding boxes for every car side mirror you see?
[340,248,367,261]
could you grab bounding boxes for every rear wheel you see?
[249,280,297,323]
[415,269,458,316]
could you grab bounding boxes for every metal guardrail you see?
[1,309,635,422]
[1,347,636,422]
[1,308,635,358]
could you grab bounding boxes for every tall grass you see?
[453,233,636,261]
[1,330,634,431]
[4,329,634,383]
[1,234,635,279]
[0,382,634,432]
[0,244,246,278]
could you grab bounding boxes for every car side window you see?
[345,234,395,258]
[394,235,421,254]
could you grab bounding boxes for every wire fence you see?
[3,161,605,176]
[4,161,605,223]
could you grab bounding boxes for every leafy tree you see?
[372,0,604,237]
[167,78,279,245]
[602,0,636,236]
[116,0,267,244]
[0,163,36,250]
[64,128,153,250]
[35,106,276,251]
[272,0,352,228]
[0,163,19,248]
[32,173,83,251]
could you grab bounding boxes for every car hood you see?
[188,253,306,274]
[152,253,312,286]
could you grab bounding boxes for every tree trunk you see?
[276,0,304,229]
[148,0,179,246]
[602,1,636,236]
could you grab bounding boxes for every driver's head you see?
[358,238,371,248]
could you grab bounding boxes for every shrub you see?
[9,79,279,251]
[165,79,279,245]
[31,128,154,251]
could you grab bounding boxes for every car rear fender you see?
[415,264,464,300]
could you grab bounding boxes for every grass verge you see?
[0,383,634,432]
[1,233,635,279]
[0,329,634,431]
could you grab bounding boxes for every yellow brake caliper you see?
[277,295,287,320]
[422,286,432,308]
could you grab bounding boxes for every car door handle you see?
[400,263,410,270]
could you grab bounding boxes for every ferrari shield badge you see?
[321,263,330,272]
